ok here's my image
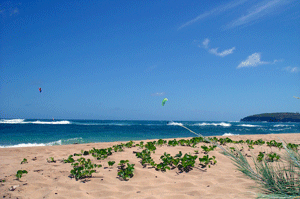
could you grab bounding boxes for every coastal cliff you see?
[240,112,300,122]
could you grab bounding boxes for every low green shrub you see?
[199,155,217,168]
[108,161,115,167]
[201,145,217,154]
[156,139,166,146]
[168,139,179,147]
[257,152,264,162]
[63,155,75,163]
[70,157,101,181]
[266,152,280,162]
[136,141,144,149]
[118,160,134,181]
[16,170,27,180]
[177,154,198,172]
[21,158,28,164]
[125,140,135,148]
[47,157,56,163]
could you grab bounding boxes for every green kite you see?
[162,98,168,106]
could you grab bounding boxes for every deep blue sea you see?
[0,119,299,148]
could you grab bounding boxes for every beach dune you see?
[1,133,299,199]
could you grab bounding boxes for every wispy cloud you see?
[209,47,236,57]
[237,53,272,68]
[178,0,249,29]
[226,0,291,29]
[179,0,295,30]
[283,66,299,73]
[202,38,210,49]
[151,92,165,96]
[0,2,20,17]
[201,38,235,57]
[9,8,19,16]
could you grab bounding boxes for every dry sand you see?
[1,133,300,199]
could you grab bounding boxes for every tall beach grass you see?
[222,142,300,198]
[176,123,300,198]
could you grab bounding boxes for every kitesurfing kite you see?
[294,96,300,99]
[39,88,42,93]
[162,98,168,106]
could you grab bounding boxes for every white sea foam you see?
[0,119,71,125]
[194,122,231,127]
[273,124,295,127]
[0,119,25,124]
[167,122,183,126]
[222,133,239,136]
[31,120,71,124]
[269,128,291,132]
[268,129,284,132]
[62,137,83,144]
[238,124,261,127]
[0,143,47,148]
[0,140,62,148]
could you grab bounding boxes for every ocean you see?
[0,119,299,148]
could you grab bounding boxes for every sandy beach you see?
[1,133,300,199]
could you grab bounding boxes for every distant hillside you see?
[240,112,300,122]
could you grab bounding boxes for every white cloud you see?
[283,66,299,73]
[178,0,249,29]
[202,38,210,49]
[179,0,295,30]
[151,92,165,96]
[226,0,293,28]
[209,47,236,57]
[201,38,235,57]
[237,53,270,68]
[10,8,19,16]
[0,2,20,17]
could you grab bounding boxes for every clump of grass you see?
[221,142,300,198]
[175,124,300,198]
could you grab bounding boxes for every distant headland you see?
[240,112,300,122]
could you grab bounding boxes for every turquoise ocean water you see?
[0,119,299,148]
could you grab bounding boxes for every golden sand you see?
[1,133,299,199]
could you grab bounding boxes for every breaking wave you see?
[0,140,61,148]
[194,122,231,127]
[167,122,183,126]
[0,137,84,148]
[222,133,239,136]
[0,119,71,125]
[238,124,262,127]
[273,124,295,127]
[0,119,26,124]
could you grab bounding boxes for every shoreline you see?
[1,133,300,198]
[2,132,300,149]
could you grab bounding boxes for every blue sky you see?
[1,0,299,121]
